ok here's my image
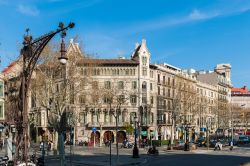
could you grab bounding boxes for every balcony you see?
[218,90,228,95]
[87,122,126,127]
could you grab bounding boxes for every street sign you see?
[141,131,147,136]
[92,127,96,133]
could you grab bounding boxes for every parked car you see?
[209,140,217,148]
[227,139,238,146]
[238,135,249,144]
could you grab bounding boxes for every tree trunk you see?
[53,131,58,154]
[58,132,65,166]
[170,118,175,149]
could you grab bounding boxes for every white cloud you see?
[17,4,39,16]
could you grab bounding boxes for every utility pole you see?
[206,121,209,150]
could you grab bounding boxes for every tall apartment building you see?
[196,81,218,134]
[196,64,232,131]
[231,86,250,133]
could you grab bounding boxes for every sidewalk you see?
[45,154,147,166]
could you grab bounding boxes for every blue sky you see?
[0,0,250,88]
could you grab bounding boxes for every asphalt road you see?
[144,152,250,166]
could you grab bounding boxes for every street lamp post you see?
[17,22,74,164]
[133,116,139,158]
[184,122,190,151]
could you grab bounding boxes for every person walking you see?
[230,141,233,151]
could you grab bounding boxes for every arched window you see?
[125,69,129,75]
[122,110,127,122]
[91,110,98,125]
[79,112,87,124]
[130,112,136,124]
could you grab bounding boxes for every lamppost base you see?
[132,146,139,158]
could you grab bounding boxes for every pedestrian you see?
[230,141,233,151]
[0,140,3,150]
[168,140,171,149]
[39,141,43,151]
[47,141,51,151]
[51,141,54,151]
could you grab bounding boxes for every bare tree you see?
[30,42,87,165]
[170,75,197,148]
[100,79,137,163]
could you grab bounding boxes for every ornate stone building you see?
[3,39,232,145]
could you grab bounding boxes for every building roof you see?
[2,61,18,74]
[77,58,139,66]
[232,86,250,96]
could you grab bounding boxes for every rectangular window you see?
[168,89,171,97]
[56,84,60,92]
[172,79,175,87]
[150,83,153,91]
[150,71,154,78]
[142,97,147,104]
[79,95,86,104]
[168,77,170,85]
[163,76,165,85]
[132,81,137,89]
[163,88,166,96]
[92,81,98,89]
[79,112,87,124]
[130,95,137,104]
[158,86,160,95]
[158,74,160,83]
[142,67,147,76]
[125,69,129,75]
[168,100,171,110]
[103,96,111,104]
[104,81,111,89]
[118,81,124,89]
[150,96,154,104]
